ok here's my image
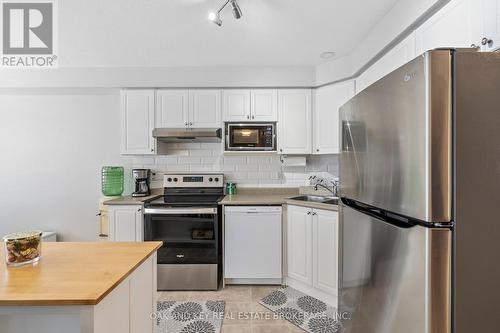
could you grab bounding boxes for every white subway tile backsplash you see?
[248,171,270,179]
[236,164,259,171]
[223,156,247,165]
[247,156,271,164]
[259,164,283,172]
[155,156,178,164]
[189,149,213,157]
[136,144,338,185]
[178,156,201,164]
[165,165,189,172]
[189,165,214,172]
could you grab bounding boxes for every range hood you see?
[152,128,222,143]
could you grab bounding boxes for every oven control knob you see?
[214,177,219,182]
[173,177,178,182]
[208,177,213,182]
[167,177,172,182]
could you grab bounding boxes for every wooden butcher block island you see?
[0,241,162,333]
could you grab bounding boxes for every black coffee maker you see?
[132,169,150,197]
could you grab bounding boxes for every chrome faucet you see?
[310,176,339,197]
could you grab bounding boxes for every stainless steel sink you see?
[289,195,339,205]
[323,198,339,205]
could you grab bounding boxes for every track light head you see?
[208,0,243,27]
[208,12,222,26]
[230,0,242,19]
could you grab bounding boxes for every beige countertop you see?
[0,242,162,306]
[103,188,162,205]
[219,187,299,206]
[219,187,339,211]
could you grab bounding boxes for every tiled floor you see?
[159,285,305,333]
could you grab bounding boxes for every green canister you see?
[226,182,237,195]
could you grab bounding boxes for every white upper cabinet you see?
[251,89,278,121]
[479,0,500,51]
[278,89,312,155]
[356,33,417,93]
[223,89,278,122]
[155,90,189,128]
[314,81,354,154]
[223,90,251,121]
[415,0,482,55]
[189,89,222,128]
[121,90,155,155]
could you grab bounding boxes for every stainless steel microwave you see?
[225,123,276,151]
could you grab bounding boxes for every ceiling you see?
[58,0,399,67]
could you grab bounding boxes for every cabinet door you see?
[223,89,251,121]
[356,33,416,94]
[415,0,482,55]
[481,0,500,51]
[155,90,189,128]
[278,89,312,154]
[312,209,338,296]
[251,89,278,121]
[108,205,143,242]
[121,90,155,155]
[189,89,222,128]
[314,81,354,154]
[287,205,313,285]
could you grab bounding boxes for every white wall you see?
[0,66,316,89]
[0,90,132,241]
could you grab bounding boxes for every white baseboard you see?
[224,278,283,285]
[284,277,338,308]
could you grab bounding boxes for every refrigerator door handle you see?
[341,197,418,228]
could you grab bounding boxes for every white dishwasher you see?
[224,206,282,284]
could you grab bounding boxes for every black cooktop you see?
[144,194,224,207]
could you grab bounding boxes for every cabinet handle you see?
[137,208,142,212]
[185,122,189,126]
[252,115,255,120]
[247,115,250,120]
[96,212,102,216]
[189,122,193,126]
[280,148,283,152]
[471,43,478,48]
[481,37,492,46]
[307,211,311,215]
[312,212,317,216]
[151,148,154,152]
[316,149,320,152]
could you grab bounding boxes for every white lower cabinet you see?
[286,205,338,306]
[312,208,339,296]
[108,205,144,242]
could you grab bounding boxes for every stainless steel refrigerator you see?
[339,49,500,333]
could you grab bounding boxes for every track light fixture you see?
[208,0,243,27]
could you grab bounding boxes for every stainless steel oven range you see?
[143,173,224,290]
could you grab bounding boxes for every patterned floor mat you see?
[155,300,225,333]
[259,286,342,333]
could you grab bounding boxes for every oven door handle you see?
[143,207,218,215]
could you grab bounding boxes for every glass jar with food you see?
[3,231,42,266]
